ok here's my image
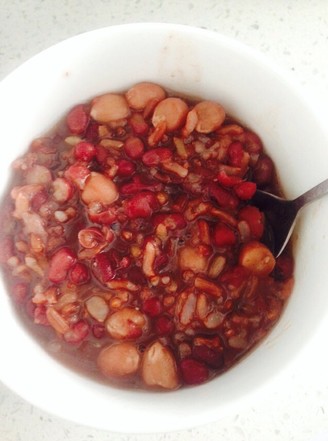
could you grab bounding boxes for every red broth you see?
[0,83,294,390]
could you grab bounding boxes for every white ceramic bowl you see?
[1,23,328,433]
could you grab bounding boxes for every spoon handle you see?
[294,177,328,209]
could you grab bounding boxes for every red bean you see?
[48,247,77,284]
[66,105,89,134]
[92,324,106,339]
[92,252,115,284]
[192,344,223,369]
[253,155,274,186]
[228,141,244,167]
[74,141,96,162]
[244,131,263,154]
[95,144,110,165]
[238,205,264,239]
[180,358,209,385]
[116,159,136,176]
[124,136,145,159]
[213,223,237,247]
[142,297,163,317]
[124,191,159,218]
[217,170,242,187]
[69,262,90,285]
[234,181,257,200]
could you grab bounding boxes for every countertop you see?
[1,1,328,440]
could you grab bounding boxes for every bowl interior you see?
[0,23,328,433]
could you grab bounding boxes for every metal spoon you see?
[251,177,328,257]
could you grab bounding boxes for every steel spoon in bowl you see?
[252,178,328,257]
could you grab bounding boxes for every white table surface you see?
[1,1,328,440]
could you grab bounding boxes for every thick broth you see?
[0,83,294,390]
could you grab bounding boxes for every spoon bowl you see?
[253,177,328,257]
